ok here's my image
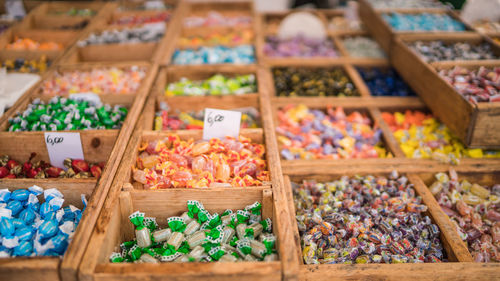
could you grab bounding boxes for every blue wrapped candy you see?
[0,186,86,257]
[172,45,256,65]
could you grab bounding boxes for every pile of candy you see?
[358,68,416,97]
[52,8,95,16]
[110,12,171,26]
[367,0,445,9]
[179,30,254,48]
[438,66,500,103]
[2,56,50,73]
[342,37,385,58]
[0,186,86,257]
[165,74,256,96]
[133,135,269,189]
[184,11,252,28]
[429,170,500,262]
[383,13,465,32]
[329,16,363,32]
[381,110,500,164]
[409,41,498,62]
[172,45,255,65]
[40,66,146,95]
[154,103,260,130]
[294,172,445,264]
[8,97,128,131]
[110,200,277,263]
[0,153,103,179]
[277,105,388,160]
[273,68,359,97]
[6,37,63,51]
[264,35,338,58]
[473,20,500,33]
[77,24,165,46]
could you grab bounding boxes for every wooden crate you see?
[162,0,257,66]
[281,170,500,280]
[358,0,472,53]
[0,181,96,281]
[391,34,500,148]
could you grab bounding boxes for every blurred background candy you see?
[172,45,255,65]
[439,66,500,103]
[77,24,165,46]
[273,67,359,97]
[366,0,446,9]
[6,37,63,51]
[264,35,338,57]
[165,74,256,96]
[178,30,254,48]
[184,11,252,28]
[409,41,499,62]
[110,12,171,26]
[2,56,50,73]
[357,68,416,96]
[342,37,386,58]
[383,13,466,32]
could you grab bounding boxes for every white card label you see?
[44,132,84,170]
[203,108,241,140]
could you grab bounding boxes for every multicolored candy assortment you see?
[6,37,63,51]
[0,186,86,257]
[383,13,465,32]
[178,30,254,48]
[154,103,259,130]
[77,24,165,46]
[133,135,269,189]
[438,66,500,103]
[8,97,128,131]
[110,200,277,263]
[342,37,385,58]
[430,170,500,262]
[409,41,498,62]
[294,172,445,264]
[110,12,171,26]
[358,68,416,97]
[2,56,50,73]
[172,45,255,65]
[277,104,389,160]
[264,35,338,58]
[0,154,104,179]
[382,110,500,164]
[329,16,362,32]
[273,68,359,97]
[40,66,146,95]
[184,11,252,28]
[165,74,256,96]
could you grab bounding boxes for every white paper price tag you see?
[203,108,242,140]
[44,132,84,170]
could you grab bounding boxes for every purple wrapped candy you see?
[264,34,338,58]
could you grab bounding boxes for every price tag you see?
[203,108,242,140]
[44,132,84,170]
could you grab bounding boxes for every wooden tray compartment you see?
[34,1,104,18]
[392,35,500,148]
[79,187,281,281]
[0,180,97,281]
[268,64,372,98]
[0,28,77,61]
[358,0,471,53]
[282,171,494,280]
[127,128,269,190]
[417,171,500,263]
[106,9,173,28]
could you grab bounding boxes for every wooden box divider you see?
[391,34,500,148]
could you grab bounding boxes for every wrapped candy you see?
[2,56,50,73]
[264,35,338,58]
[409,41,498,62]
[77,24,166,46]
[8,97,128,132]
[154,103,259,130]
[179,30,254,48]
[172,45,255,65]
[383,13,465,32]
[0,186,85,257]
[293,172,445,264]
[184,11,252,28]
[381,110,500,164]
[110,12,171,26]
[6,37,63,51]
[165,74,256,96]
[133,134,269,189]
[0,153,104,179]
[109,200,277,263]
[342,37,385,58]
[430,170,500,262]
[40,66,147,95]
[277,104,389,160]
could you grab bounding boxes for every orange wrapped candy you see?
[6,37,63,51]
